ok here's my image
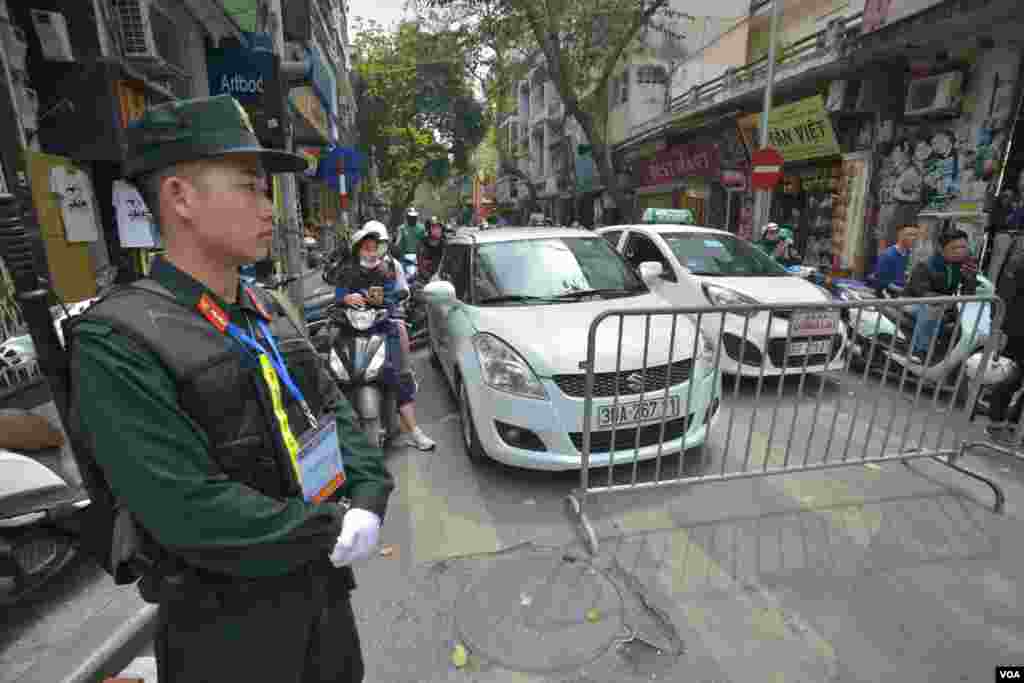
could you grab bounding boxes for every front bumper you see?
[703,313,847,377]
[468,367,722,471]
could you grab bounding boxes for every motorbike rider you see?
[394,207,426,259]
[335,222,435,450]
[415,219,446,287]
[905,228,978,365]
[872,225,918,294]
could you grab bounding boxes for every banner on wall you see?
[738,96,841,162]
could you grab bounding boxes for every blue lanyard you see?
[227,319,318,430]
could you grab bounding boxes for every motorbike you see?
[0,438,88,606]
[310,293,410,447]
[400,255,430,350]
[0,302,93,606]
[829,273,1010,406]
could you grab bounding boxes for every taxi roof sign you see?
[642,208,694,225]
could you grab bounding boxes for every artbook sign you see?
[738,95,841,162]
[206,42,275,105]
[634,144,720,188]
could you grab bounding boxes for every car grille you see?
[766,335,843,368]
[570,414,692,453]
[553,359,694,398]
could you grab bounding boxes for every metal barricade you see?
[567,293,1007,555]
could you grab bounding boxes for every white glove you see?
[329,508,382,567]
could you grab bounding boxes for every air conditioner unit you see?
[905,71,963,118]
[111,0,187,80]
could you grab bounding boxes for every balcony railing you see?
[627,10,864,139]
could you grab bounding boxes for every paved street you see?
[340,350,1024,683]
[6,349,1024,682]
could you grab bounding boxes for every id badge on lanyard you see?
[199,292,346,503]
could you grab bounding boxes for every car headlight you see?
[472,333,548,400]
[329,349,350,381]
[346,308,378,331]
[703,283,759,312]
[365,342,387,380]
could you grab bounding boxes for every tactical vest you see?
[66,279,352,594]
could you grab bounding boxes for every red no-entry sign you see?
[751,148,784,191]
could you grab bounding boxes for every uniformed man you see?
[66,95,394,682]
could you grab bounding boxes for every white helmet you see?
[965,352,1017,385]
[351,220,387,254]
[406,207,419,217]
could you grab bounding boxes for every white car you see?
[422,227,722,471]
[597,223,846,377]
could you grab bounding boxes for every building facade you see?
[612,0,1023,278]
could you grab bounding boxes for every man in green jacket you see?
[67,95,394,682]
[394,207,425,258]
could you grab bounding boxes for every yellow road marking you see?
[750,433,883,546]
[400,456,501,564]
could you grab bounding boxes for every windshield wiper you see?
[478,294,561,305]
[553,288,635,300]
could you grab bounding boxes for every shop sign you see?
[634,144,720,188]
[115,80,147,129]
[206,40,275,105]
[290,86,330,141]
[738,96,841,163]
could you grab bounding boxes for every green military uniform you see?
[68,95,393,683]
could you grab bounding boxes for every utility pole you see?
[267,0,305,309]
[752,0,782,231]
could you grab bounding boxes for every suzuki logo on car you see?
[625,372,646,392]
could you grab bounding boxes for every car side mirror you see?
[423,280,456,301]
[638,261,664,282]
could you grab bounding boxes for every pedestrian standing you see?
[988,240,1024,444]
[66,95,394,682]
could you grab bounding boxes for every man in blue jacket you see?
[873,225,918,293]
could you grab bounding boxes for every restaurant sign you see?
[634,143,720,188]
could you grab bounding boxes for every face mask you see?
[360,255,381,270]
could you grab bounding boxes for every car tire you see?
[458,377,487,463]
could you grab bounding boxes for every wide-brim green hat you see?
[123,94,310,179]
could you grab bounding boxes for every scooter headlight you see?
[364,342,388,380]
[346,308,378,331]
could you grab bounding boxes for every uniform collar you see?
[149,256,271,320]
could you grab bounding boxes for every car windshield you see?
[473,237,645,304]
[663,233,789,276]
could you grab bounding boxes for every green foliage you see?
[413,0,689,205]
[352,17,487,215]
